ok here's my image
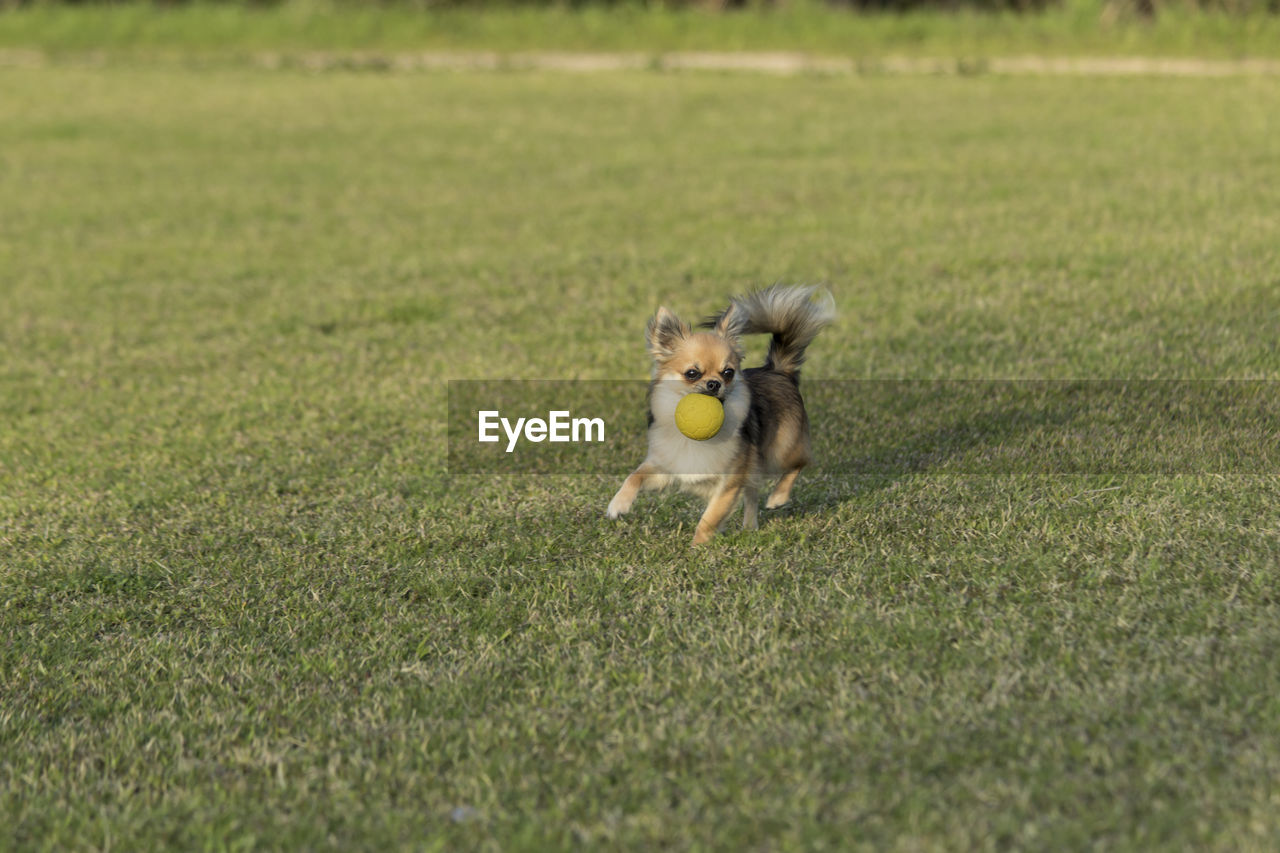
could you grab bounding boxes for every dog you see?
[606,284,835,544]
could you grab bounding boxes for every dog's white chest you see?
[648,426,740,477]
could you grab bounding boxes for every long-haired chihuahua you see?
[606,284,836,544]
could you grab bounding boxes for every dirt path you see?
[254,51,1280,76]
[4,48,1279,76]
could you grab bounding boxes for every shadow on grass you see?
[802,379,1279,505]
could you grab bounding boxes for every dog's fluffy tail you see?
[705,284,836,378]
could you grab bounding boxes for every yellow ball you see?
[674,393,725,441]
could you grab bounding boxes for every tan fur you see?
[693,452,755,544]
[654,332,741,384]
[765,467,803,510]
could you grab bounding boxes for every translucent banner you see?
[447,380,1280,477]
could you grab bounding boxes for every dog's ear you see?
[710,302,749,343]
[647,306,690,361]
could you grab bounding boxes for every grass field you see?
[3,57,1280,849]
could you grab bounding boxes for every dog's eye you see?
[683,369,700,381]
[722,368,735,380]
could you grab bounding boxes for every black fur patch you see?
[740,367,807,459]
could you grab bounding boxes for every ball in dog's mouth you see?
[674,393,725,441]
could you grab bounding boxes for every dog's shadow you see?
[779,379,1231,519]
[723,383,1080,530]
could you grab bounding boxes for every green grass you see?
[4,0,1280,60]
[3,61,1280,849]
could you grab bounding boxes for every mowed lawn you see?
[3,64,1280,849]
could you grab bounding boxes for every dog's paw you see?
[765,485,795,509]
[606,493,633,519]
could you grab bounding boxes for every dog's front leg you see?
[742,482,759,531]
[693,465,752,545]
[607,462,657,519]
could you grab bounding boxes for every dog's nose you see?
[705,380,721,394]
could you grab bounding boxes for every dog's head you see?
[646,305,744,401]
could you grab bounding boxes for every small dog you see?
[606,285,835,544]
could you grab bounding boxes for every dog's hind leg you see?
[765,466,803,510]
